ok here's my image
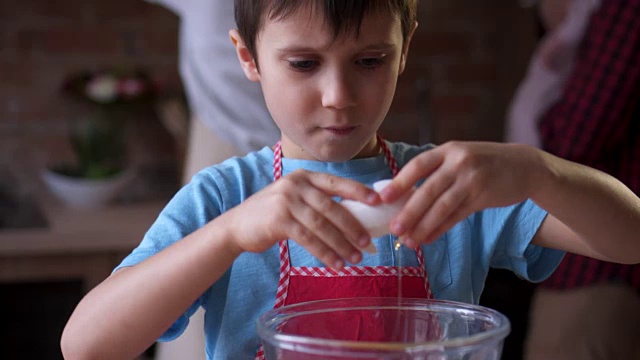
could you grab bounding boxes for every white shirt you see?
[506,0,600,147]
[146,0,280,153]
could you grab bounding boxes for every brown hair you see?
[235,0,418,60]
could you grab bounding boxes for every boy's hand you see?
[222,170,380,270]
[379,142,544,247]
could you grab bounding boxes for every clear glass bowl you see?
[257,297,510,359]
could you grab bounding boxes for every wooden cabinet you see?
[0,200,165,289]
[0,201,165,359]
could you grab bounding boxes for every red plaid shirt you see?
[539,0,640,292]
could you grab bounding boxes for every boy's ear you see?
[399,21,418,75]
[229,29,260,82]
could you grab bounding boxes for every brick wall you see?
[383,0,538,144]
[0,0,538,188]
[0,0,182,193]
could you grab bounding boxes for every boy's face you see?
[232,5,415,161]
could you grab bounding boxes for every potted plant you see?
[42,67,157,209]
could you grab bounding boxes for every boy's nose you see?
[321,71,356,110]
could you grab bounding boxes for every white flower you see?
[86,75,118,103]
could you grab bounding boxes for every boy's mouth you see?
[323,125,357,136]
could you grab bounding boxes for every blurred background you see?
[0,0,542,359]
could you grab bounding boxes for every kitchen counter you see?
[0,198,167,290]
[0,198,167,359]
[0,200,165,257]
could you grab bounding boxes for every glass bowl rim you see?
[257,297,511,352]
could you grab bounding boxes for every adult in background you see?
[147,0,279,184]
[508,0,640,358]
[144,1,279,359]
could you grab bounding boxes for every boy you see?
[61,1,640,359]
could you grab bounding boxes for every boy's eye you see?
[357,57,385,69]
[287,60,318,72]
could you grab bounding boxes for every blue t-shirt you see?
[115,142,564,359]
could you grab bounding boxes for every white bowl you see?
[41,168,135,209]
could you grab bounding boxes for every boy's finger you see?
[380,149,443,203]
[310,172,381,205]
[391,171,455,236]
[405,183,468,241]
[288,220,346,270]
[421,198,473,244]
[299,187,370,260]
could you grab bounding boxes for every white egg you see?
[341,180,413,253]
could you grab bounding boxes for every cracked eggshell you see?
[341,180,413,245]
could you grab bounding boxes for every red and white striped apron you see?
[255,135,434,359]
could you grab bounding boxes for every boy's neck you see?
[275,135,382,161]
